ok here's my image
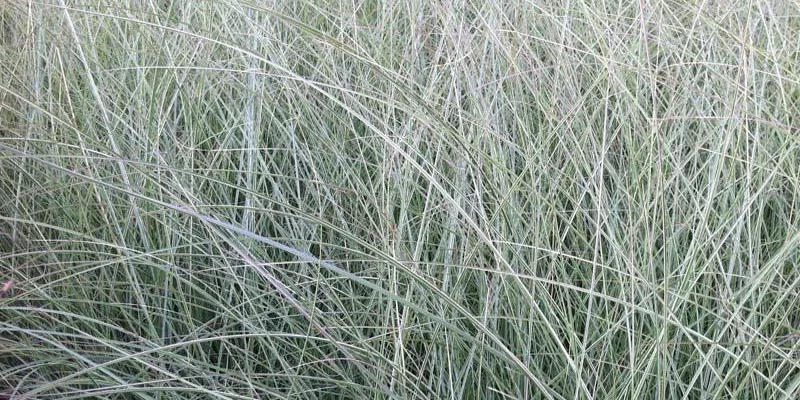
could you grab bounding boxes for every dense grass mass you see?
[1,1,799,399]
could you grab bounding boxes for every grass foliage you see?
[1,1,799,398]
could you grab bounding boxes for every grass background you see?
[1,1,799,399]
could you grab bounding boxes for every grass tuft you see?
[1,1,799,399]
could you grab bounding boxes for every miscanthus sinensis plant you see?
[1,1,798,399]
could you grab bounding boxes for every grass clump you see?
[1,1,799,399]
